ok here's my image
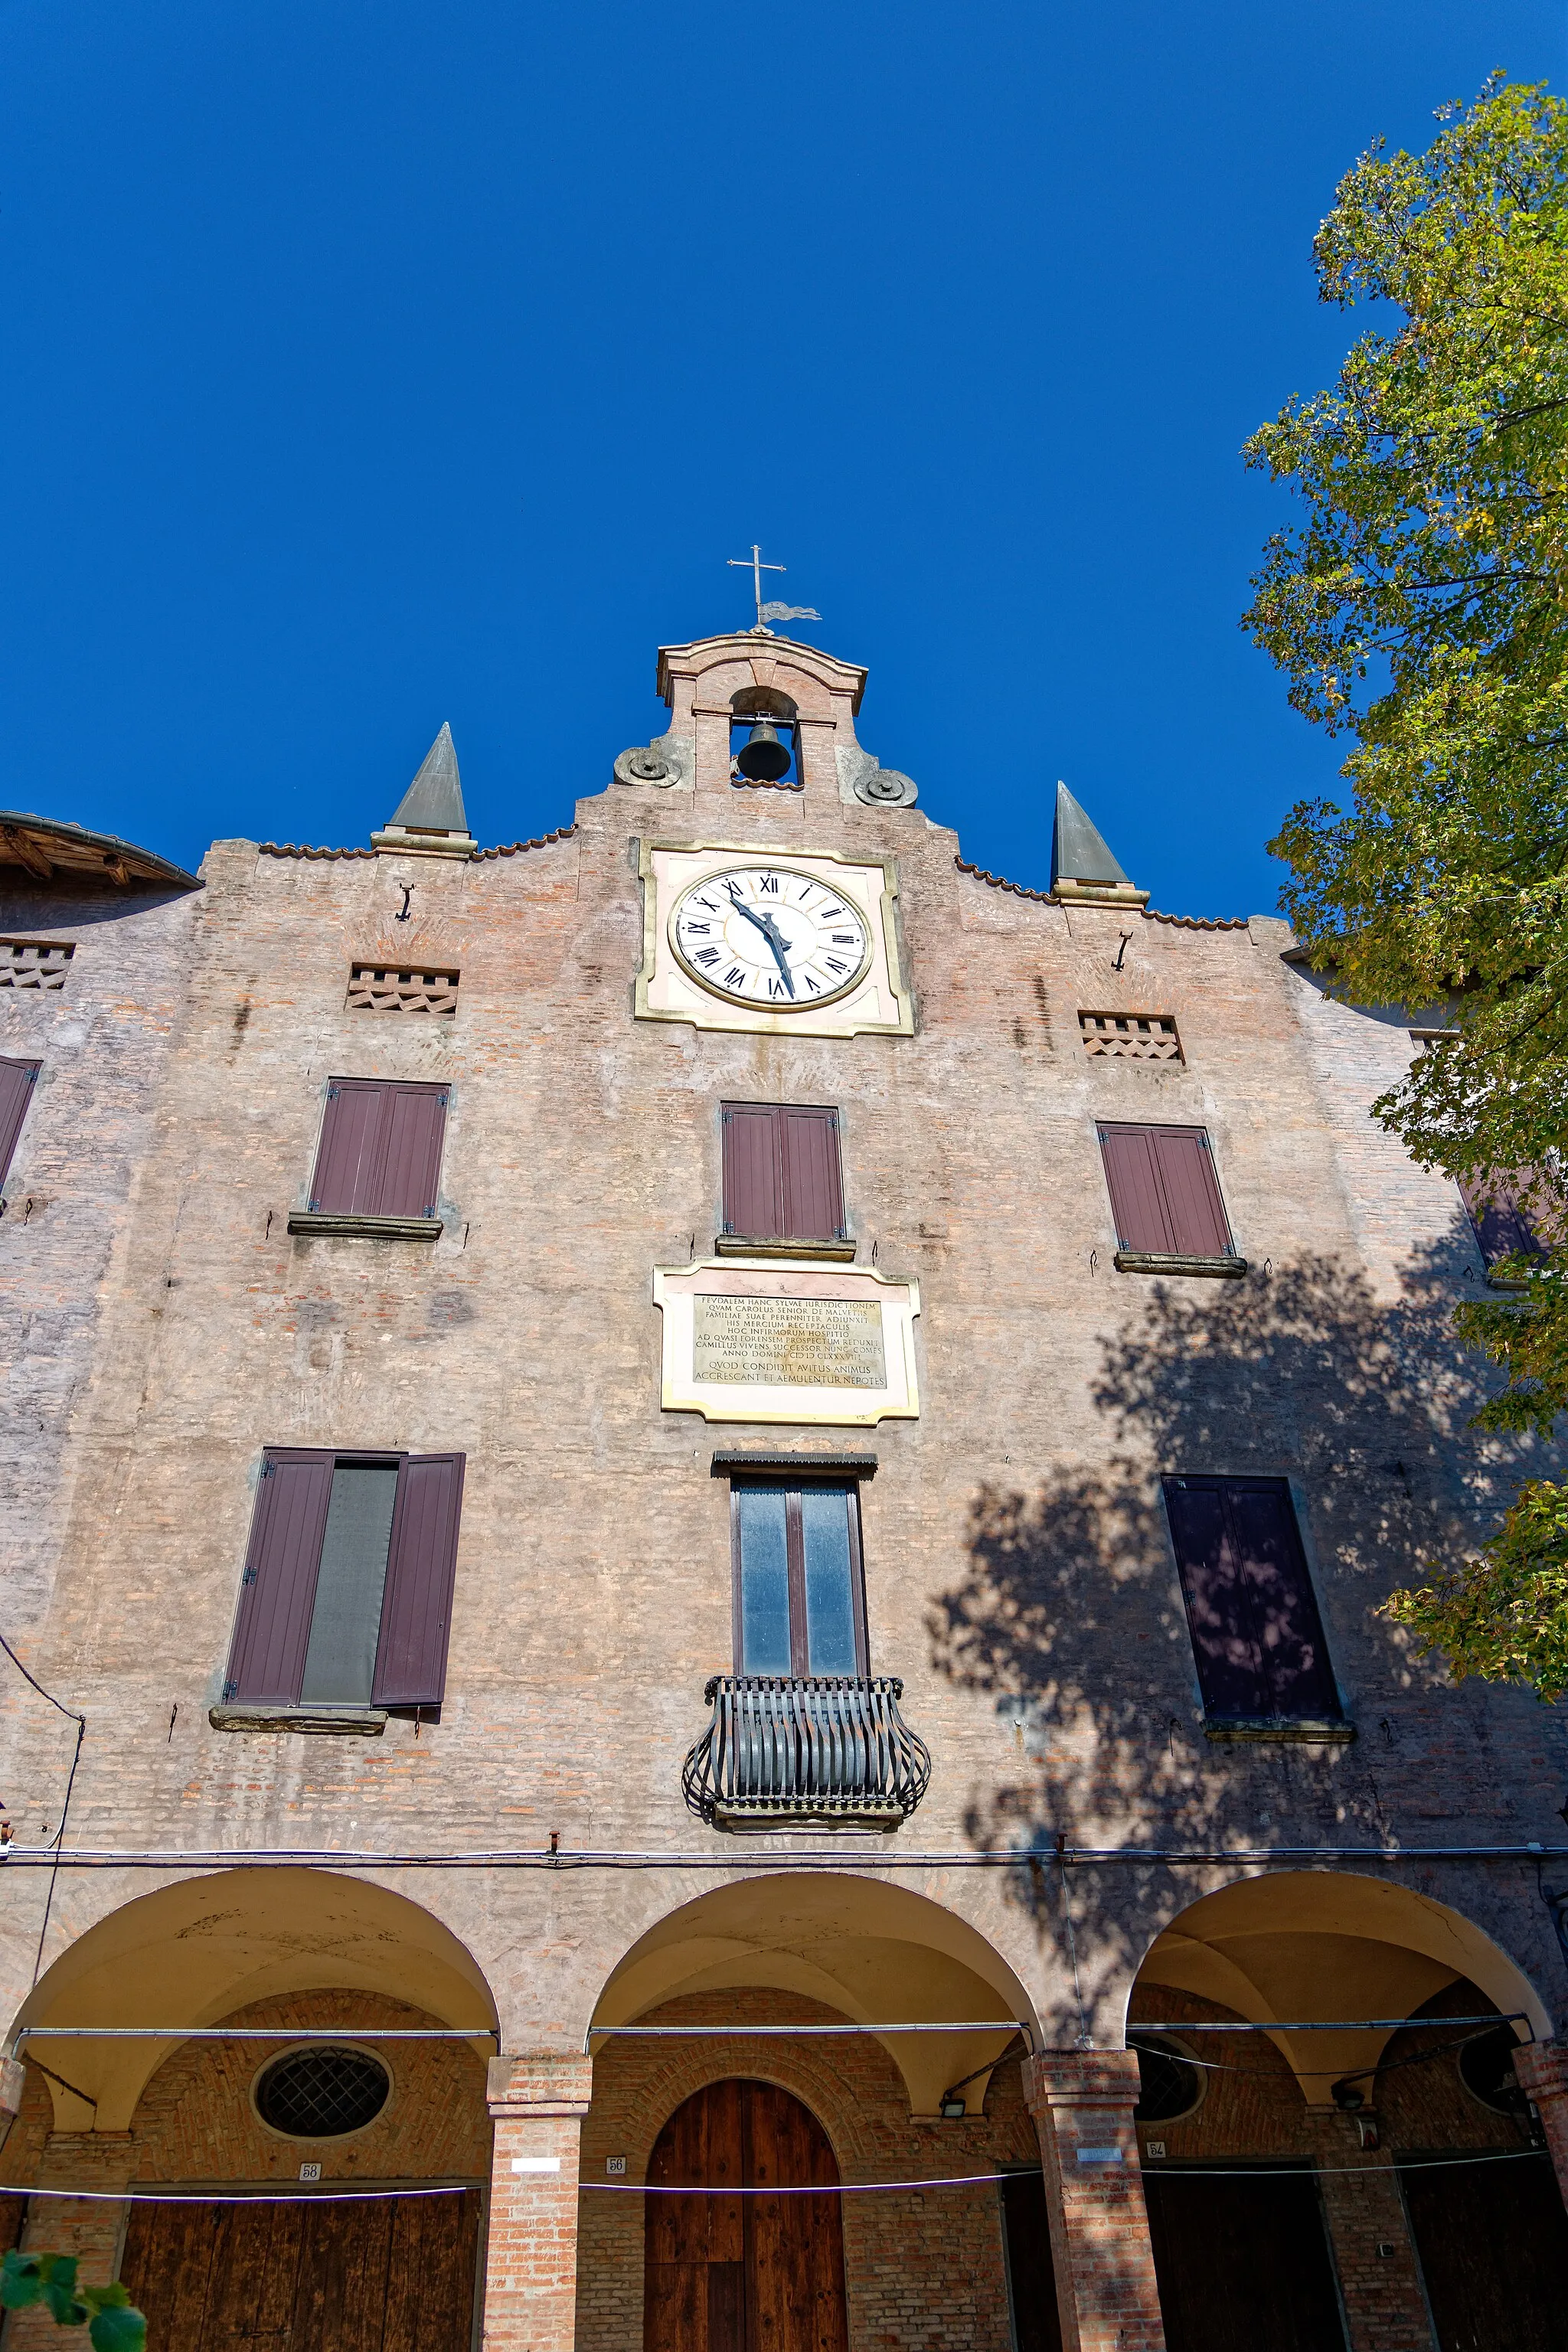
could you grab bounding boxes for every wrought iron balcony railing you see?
[682,1674,933,1831]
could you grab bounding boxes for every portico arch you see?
[589,1871,1036,2117]
[8,1867,498,2130]
[1128,1868,1550,2103]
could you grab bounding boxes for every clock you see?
[635,839,915,1040]
[670,864,873,1010]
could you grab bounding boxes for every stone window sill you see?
[1203,1716,1354,1745]
[1115,1253,1248,1279]
[714,1235,857,1262]
[287,1212,442,1242]
[209,1705,387,1737]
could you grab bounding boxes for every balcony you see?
[682,1674,933,1831]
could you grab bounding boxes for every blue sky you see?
[2,2,1562,916]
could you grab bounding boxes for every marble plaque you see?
[654,1259,920,1427]
[693,1295,887,1389]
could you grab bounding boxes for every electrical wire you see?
[7,2151,1550,2208]
[0,1628,89,1992]
[0,1631,83,1723]
[585,2021,1027,2051]
[10,2185,472,2206]
[3,1840,1567,1870]
[1128,2023,1521,2079]
[30,1717,85,1991]
[592,2151,1553,2190]
[18,2028,495,2043]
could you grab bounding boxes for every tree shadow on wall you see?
[926,1243,1549,2028]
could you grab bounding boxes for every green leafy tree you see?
[1244,74,1568,1698]
[0,2251,145,2352]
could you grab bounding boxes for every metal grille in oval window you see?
[1132,2036,1203,2122]
[255,2047,390,2137]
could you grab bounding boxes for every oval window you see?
[1458,2024,1528,2119]
[1132,2035,1204,2122]
[254,2046,390,2138]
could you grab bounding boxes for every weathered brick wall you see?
[0,880,200,1636]
[1280,959,1479,1302]
[577,1991,1035,2352]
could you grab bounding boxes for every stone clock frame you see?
[633,838,915,1039]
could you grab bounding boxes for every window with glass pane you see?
[731,1480,866,1676]
[224,1447,466,1712]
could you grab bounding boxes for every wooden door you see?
[1401,2151,1568,2350]
[1142,2168,1347,2351]
[645,2080,848,2352]
[999,2172,1063,2352]
[119,2187,481,2352]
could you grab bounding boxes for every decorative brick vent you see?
[1080,1011,1182,1062]
[0,940,74,990]
[347,963,459,1015]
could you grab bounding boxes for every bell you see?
[735,721,792,782]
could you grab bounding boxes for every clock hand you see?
[764,932,795,997]
[722,886,797,995]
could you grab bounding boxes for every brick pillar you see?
[483,2053,593,2352]
[1022,2050,1166,2352]
[6,2133,133,2352]
[1305,2112,1435,2352]
[1513,2040,1568,2214]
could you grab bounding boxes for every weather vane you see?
[727,544,822,635]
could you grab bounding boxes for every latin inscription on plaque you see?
[692,1295,887,1389]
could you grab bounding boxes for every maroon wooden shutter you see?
[1151,1129,1232,1256]
[0,1057,40,1186]
[1164,1477,1339,1720]
[309,1080,447,1217]
[723,1103,785,1238]
[225,1452,335,1703]
[1227,1481,1338,1717]
[374,1085,448,1217]
[1162,1479,1266,1717]
[373,1453,466,1706]
[1099,1124,1233,1256]
[1459,1171,1544,1269]
[310,1081,387,1213]
[1098,1125,1170,1253]
[780,1106,844,1240]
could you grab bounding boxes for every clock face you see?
[669,864,874,1010]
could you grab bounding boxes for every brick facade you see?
[2,632,1566,2348]
[0,877,200,1635]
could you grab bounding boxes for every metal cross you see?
[728,544,786,630]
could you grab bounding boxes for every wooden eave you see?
[0,811,202,893]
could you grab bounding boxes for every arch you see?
[730,685,799,722]
[1126,1869,1550,2105]
[8,1868,497,2130]
[645,2079,847,2352]
[590,1872,1036,2116]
